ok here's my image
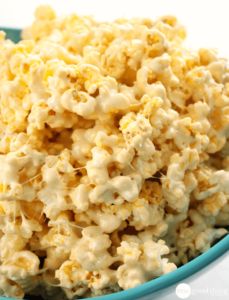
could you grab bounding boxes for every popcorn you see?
[116,235,176,289]
[129,198,164,230]
[88,269,117,292]
[86,147,112,184]
[166,209,227,264]
[195,227,227,252]
[86,208,122,233]
[117,264,146,290]
[0,234,27,260]
[0,5,228,299]
[162,148,199,212]
[0,251,40,292]
[0,275,24,299]
[70,183,90,212]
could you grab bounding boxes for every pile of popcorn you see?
[0,5,228,299]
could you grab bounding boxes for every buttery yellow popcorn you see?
[0,5,228,299]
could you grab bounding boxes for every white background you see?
[0,0,229,299]
[1,0,229,56]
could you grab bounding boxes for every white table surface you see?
[0,0,228,299]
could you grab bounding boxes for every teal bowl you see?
[0,27,21,42]
[0,27,228,300]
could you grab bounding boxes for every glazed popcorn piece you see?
[0,251,40,294]
[0,275,24,299]
[116,234,176,289]
[0,4,228,299]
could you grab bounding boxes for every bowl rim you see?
[0,235,228,300]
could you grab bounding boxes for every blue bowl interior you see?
[0,27,21,42]
[0,27,228,300]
